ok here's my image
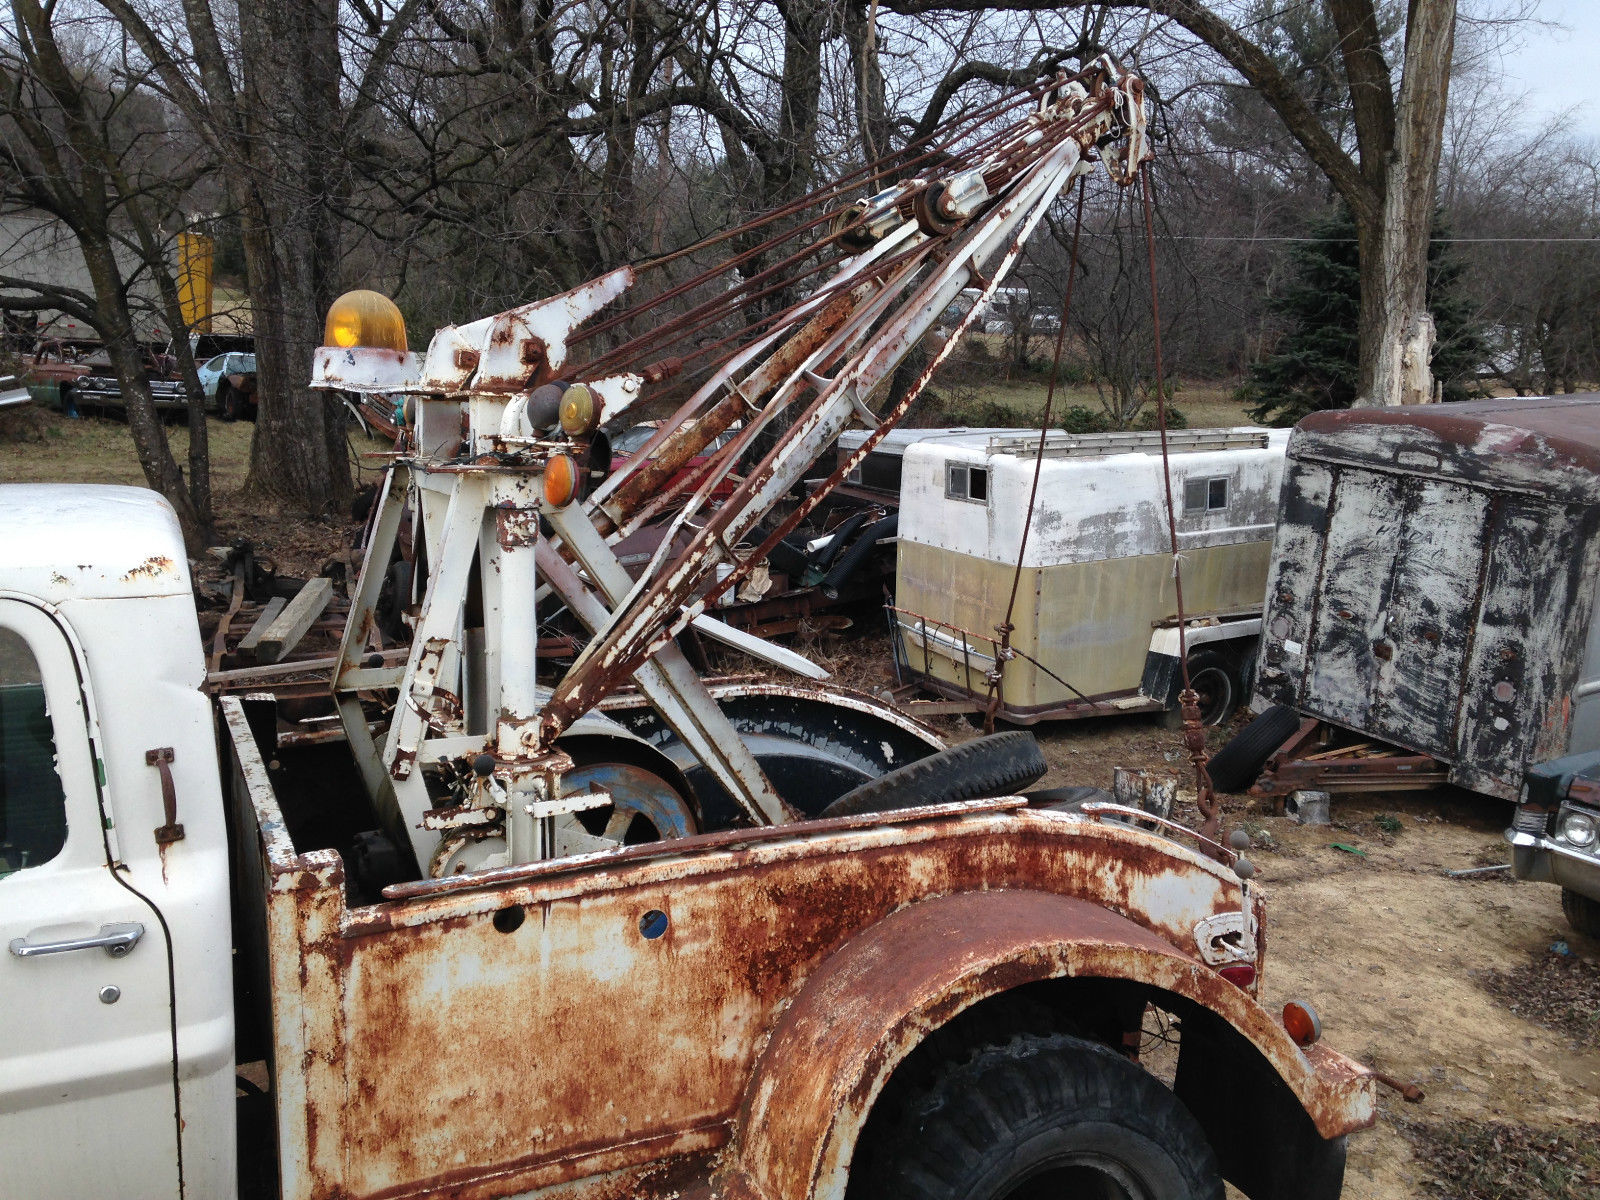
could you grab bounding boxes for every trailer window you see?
[946,463,989,504]
[0,629,68,876]
[1184,476,1229,514]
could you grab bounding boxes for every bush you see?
[1060,405,1110,433]
[1133,405,1186,432]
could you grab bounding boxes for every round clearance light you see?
[1282,999,1322,1047]
[558,383,598,436]
[1560,809,1598,849]
[325,290,408,352]
[544,453,580,508]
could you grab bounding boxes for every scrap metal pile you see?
[312,57,1152,876]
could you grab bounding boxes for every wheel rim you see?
[429,760,693,877]
[1188,664,1234,725]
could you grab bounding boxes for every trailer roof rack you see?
[986,428,1271,459]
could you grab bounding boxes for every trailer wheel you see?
[854,1032,1221,1200]
[1563,888,1600,938]
[818,732,1046,819]
[1207,704,1302,793]
[1165,649,1238,728]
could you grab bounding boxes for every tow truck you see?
[1,60,1372,1200]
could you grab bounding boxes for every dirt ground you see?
[8,407,1599,1197]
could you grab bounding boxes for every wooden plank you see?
[256,577,334,664]
[237,596,287,656]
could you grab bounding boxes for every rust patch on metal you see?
[121,554,175,582]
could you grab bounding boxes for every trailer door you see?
[1302,472,1492,757]
[1366,478,1495,756]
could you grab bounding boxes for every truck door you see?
[0,601,181,1199]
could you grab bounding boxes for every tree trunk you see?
[1357,0,1456,407]
[78,233,205,547]
[233,0,352,514]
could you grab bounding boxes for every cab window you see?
[0,628,68,876]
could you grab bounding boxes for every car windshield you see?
[610,424,659,454]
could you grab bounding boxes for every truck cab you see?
[1,484,234,1196]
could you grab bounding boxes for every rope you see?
[1140,161,1221,847]
[982,175,1087,733]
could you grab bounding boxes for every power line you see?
[1145,235,1600,244]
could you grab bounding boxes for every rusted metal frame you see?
[584,226,921,509]
[582,248,928,631]
[537,146,1081,739]
[378,472,495,868]
[616,244,932,592]
[576,215,857,380]
[594,80,1054,324]
[590,267,896,532]
[537,135,1093,739]
[580,86,1105,418]
[208,559,246,673]
[379,796,1026,903]
[541,503,798,825]
[426,267,636,395]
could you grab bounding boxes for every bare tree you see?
[0,0,213,543]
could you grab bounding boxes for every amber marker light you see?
[544,453,580,507]
[325,289,408,351]
[1282,1000,1322,1046]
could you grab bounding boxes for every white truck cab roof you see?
[1,483,191,602]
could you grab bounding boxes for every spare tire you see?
[819,731,1047,819]
[1207,703,1302,793]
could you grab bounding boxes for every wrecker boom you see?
[311,58,1152,875]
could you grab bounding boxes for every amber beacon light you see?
[325,290,408,352]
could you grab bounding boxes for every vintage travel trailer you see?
[893,427,1291,723]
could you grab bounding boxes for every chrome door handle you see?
[9,922,145,959]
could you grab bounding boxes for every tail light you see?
[1217,963,1256,989]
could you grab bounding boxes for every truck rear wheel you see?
[856,1031,1221,1200]
[1563,888,1600,938]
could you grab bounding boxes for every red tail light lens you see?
[1217,963,1256,989]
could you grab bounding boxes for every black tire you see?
[819,731,1046,819]
[1164,649,1238,729]
[1207,703,1302,794]
[856,1032,1222,1200]
[219,384,241,422]
[1563,888,1600,938]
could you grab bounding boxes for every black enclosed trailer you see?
[1246,395,1600,802]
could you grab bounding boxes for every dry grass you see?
[961,379,1255,429]
[0,410,257,490]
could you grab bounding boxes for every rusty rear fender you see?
[713,888,1375,1200]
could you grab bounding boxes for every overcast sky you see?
[1497,0,1600,142]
